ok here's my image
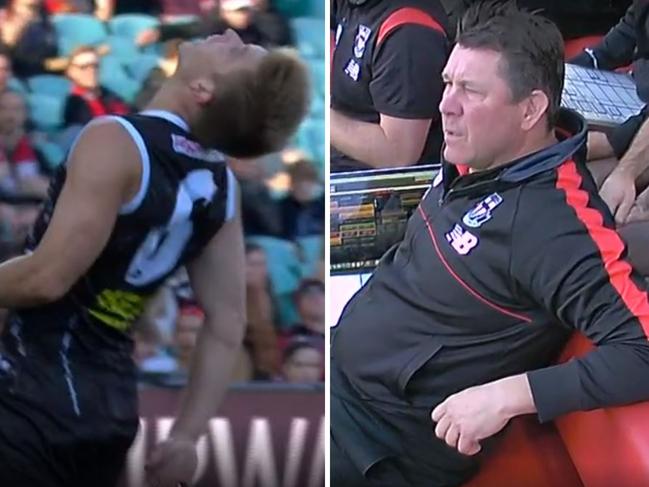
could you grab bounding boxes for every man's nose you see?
[439,86,461,116]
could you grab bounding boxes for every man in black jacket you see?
[331,2,649,486]
[570,0,649,238]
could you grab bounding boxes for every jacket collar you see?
[441,108,587,191]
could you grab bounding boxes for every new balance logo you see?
[445,224,478,255]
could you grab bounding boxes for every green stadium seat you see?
[108,14,160,42]
[52,14,108,56]
[27,94,65,131]
[290,18,325,59]
[27,75,72,98]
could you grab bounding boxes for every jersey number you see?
[126,169,216,286]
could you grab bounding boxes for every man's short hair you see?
[195,48,310,158]
[457,0,564,127]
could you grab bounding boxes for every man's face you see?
[291,175,319,203]
[220,6,253,30]
[283,347,323,383]
[0,55,12,92]
[177,29,266,81]
[297,287,325,327]
[439,46,527,171]
[66,51,100,90]
[0,92,27,133]
[13,0,41,18]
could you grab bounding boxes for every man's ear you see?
[188,77,215,104]
[520,89,549,131]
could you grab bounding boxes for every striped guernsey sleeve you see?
[511,159,649,423]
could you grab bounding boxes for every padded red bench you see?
[465,334,649,487]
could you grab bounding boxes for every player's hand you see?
[600,169,636,225]
[145,437,197,487]
[431,382,510,456]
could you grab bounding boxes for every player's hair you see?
[195,48,310,158]
[457,0,564,127]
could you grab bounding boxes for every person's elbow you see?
[26,254,80,304]
[379,116,431,167]
[25,269,70,304]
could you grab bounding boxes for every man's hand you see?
[431,382,510,456]
[600,168,637,225]
[431,374,536,456]
[145,438,198,487]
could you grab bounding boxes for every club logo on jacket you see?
[462,193,503,228]
[446,224,478,255]
[353,25,371,58]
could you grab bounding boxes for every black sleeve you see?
[63,95,90,127]
[568,5,636,70]
[369,25,447,119]
[158,18,217,42]
[510,165,649,423]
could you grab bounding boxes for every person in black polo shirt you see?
[331,0,450,172]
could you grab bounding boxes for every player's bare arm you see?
[0,120,140,308]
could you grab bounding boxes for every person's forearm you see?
[617,117,649,179]
[170,315,244,442]
[331,109,413,168]
[0,253,62,307]
[494,373,537,419]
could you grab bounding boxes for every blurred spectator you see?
[0,47,12,94]
[43,0,113,20]
[137,0,290,49]
[44,0,92,14]
[278,279,324,356]
[173,301,253,381]
[281,337,323,384]
[250,0,291,47]
[0,91,49,196]
[173,304,203,372]
[158,0,201,20]
[0,0,58,77]
[245,242,281,379]
[279,158,324,240]
[62,45,130,128]
[229,156,282,237]
[133,38,180,110]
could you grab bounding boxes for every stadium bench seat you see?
[466,333,649,487]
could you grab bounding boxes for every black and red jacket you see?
[332,108,649,423]
[63,85,130,128]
